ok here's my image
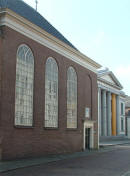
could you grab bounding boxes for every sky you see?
[24,0,130,95]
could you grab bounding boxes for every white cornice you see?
[98,83,120,95]
[0,8,101,73]
[98,71,123,88]
[98,80,126,98]
[98,77,122,90]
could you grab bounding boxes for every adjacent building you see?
[125,96,130,137]
[125,96,130,115]
[0,0,101,160]
[98,68,126,139]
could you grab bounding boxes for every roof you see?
[0,0,77,50]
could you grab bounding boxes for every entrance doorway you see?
[83,121,94,150]
[85,128,91,149]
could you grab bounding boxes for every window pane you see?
[45,58,58,128]
[121,118,124,131]
[121,103,123,115]
[15,44,34,126]
[67,67,77,128]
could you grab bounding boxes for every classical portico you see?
[98,68,126,137]
[98,88,120,136]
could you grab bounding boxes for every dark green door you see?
[85,128,90,149]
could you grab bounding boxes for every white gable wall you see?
[101,75,116,85]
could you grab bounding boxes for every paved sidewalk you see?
[0,140,130,173]
[0,147,117,173]
[99,139,130,147]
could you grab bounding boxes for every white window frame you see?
[45,57,58,128]
[67,66,77,129]
[15,44,34,126]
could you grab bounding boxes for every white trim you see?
[98,78,122,90]
[98,81,122,95]
[98,71,123,88]
[0,9,101,73]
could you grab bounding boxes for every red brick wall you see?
[0,26,98,160]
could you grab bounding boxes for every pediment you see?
[98,71,123,89]
[101,74,116,85]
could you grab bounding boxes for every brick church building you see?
[0,0,100,160]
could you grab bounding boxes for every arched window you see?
[67,67,77,128]
[45,57,58,128]
[15,44,34,126]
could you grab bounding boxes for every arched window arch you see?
[45,57,58,128]
[15,44,34,126]
[67,66,77,128]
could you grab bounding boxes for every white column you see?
[98,88,102,136]
[123,103,126,134]
[107,92,111,136]
[127,117,130,138]
[116,95,120,135]
[102,90,107,136]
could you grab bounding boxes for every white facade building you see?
[98,68,126,138]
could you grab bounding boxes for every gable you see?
[101,74,116,85]
[98,71,123,89]
[97,68,123,89]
